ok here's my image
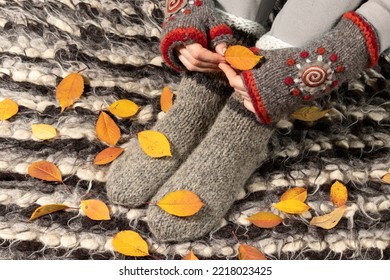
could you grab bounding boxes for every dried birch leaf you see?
[28,161,62,182]
[56,72,84,112]
[94,147,124,165]
[280,187,307,202]
[112,230,149,257]
[0,98,19,121]
[182,250,199,260]
[238,244,267,260]
[292,106,331,122]
[381,173,390,184]
[157,190,204,217]
[81,199,110,221]
[225,45,263,70]
[309,205,347,229]
[160,86,174,113]
[274,200,310,215]
[31,124,57,140]
[330,181,348,207]
[96,111,121,146]
[138,130,172,158]
[246,212,283,228]
[108,99,139,118]
[29,204,69,221]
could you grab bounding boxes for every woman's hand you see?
[219,63,256,114]
[175,43,227,72]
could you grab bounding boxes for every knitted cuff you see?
[242,11,379,124]
[160,0,233,71]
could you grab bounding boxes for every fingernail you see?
[222,48,227,55]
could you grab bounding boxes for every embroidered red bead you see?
[331,80,339,88]
[291,88,300,96]
[284,77,294,86]
[300,51,309,59]
[317,47,326,55]
[304,95,313,101]
[336,65,345,73]
[330,54,338,62]
[287,58,295,66]
[183,9,191,15]
[194,0,203,6]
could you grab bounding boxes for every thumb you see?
[215,43,227,56]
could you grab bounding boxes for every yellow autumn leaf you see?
[29,204,70,221]
[157,190,204,217]
[182,250,199,260]
[274,200,310,215]
[382,173,390,184]
[238,244,267,260]
[225,45,263,70]
[81,199,110,221]
[56,72,84,112]
[160,86,174,113]
[28,161,62,182]
[108,99,140,118]
[309,205,347,229]
[138,130,171,158]
[112,230,149,257]
[96,111,121,146]
[292,106,331,122]
[280,187,307,202]
[330,181,348,207]
[31,124,57,140]
[0,98,19,121]
[94,147,125,165]
[246,212,283,228]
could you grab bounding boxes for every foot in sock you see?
[146,93,275,242]
[106,72,232,207]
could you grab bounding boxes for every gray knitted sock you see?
[146,93,275,242]
[106,72,232,207]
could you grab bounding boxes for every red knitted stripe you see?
[241,71,271,124]
[343,11,379,67]
[209,24,233,41]
[160,27,207,71]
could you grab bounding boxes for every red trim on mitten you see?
[209,24,233,42]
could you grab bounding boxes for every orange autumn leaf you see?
[238,244,267,260]
[309,205,347,230]
[160,86,174,113]
[31,124,57,140]
[56,72,84,112]
[112,230,149,257]
[81,199,110,221]
[330,181,348,207]
[108,99,140,118]
[292,106,331,122]
[96,111,121,146]
[246,212,283,229]
[157,190,204,217]
[381,173,390,184]
[182,250,199,260]
[280,187,307,202]
[274,200,310,215]
[94,147,125,165]
[0,98,19,121]
[138,130,171,158]
[29,204,70,221]
[225,45,263,70]
[28,161,62,182]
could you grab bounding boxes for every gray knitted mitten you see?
[146,93,274,242]
[106,72,233,207]
[161,0,234,71]
[242,11,379,124]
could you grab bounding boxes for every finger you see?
[237,90,251,102]
[186,43,225,64]
[215,42,227,56]
[243,99,256,114]
[178,53,220,72]
[179,48,221,69]
[219,63,246,91]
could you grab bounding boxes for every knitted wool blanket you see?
[1,0,390,260]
